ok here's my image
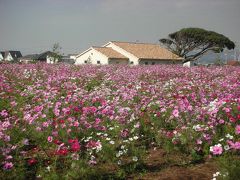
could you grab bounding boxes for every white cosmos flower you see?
[133,136,139,140]
[219,138,224,142]
[46,166,51,172]
[224,145,230,151]
[117,160,121,165]
[116,151,123,157]
[132,156,138,162]
[226,134,233,139]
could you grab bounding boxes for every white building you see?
[69,54,78,61]
[0,53,3,61]
[75,46,129,65]
[0,51,22,61]
[75,41,184,65]
[35,51,59,64]
[183,61,194,67]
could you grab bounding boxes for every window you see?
[152,62,155,65]
[145,62,148,65]
[97,61,101,64]
[84,60,87,64]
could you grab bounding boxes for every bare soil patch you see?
[129,148,218,180]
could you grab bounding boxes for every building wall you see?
[19,59,33,64]
[139,59,182,65]
[75,49,109,65]
[183,61,195,67]
[109,58,129,64]
[70,55,77,60]
[46,56,59,64]
[5,54,13,61]
[105,43,139,65]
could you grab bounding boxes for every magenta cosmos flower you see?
[210,144,223,155]
[235,125,240,135]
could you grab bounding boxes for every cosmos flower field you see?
[0,63,239,179]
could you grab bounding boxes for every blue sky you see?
[0,0,240,55]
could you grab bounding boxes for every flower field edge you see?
[0,63,239,179]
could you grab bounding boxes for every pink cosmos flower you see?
[210,144,223,155]
[52,131,58,137]
[85,140,102,151]
[230,117,236,123]
[120,129,129,138]
[3,162,13,170]
[134,122,140,128]
[73,121,79,127]
[88,159,97,165]
[0,110,8,117]
[172,109,179,118]
[219,119,225,124]
[54,109,60,116]
[235,125,240,135]
[71,141,81,152]
[36,127,42,131]
[231,141,240,150]
[22,139,29,145]
[47,136,53,142]
[4,135,10,142]
[10,101,17,107]
[5,156,13,160]
[223,107,231,113]
[2,121,11,129]
[27,158,37,166]
[34,105,43,113]
[196,139,202,145]
[42,122,49,128]
[95,118,101,125]
[56,148,68,156]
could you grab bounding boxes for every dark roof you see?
[20,54,39,60]
[61,55,75,64]
[62,55,70,59]
[61,58,75,64]
[1,51,22,59]
[7,51,22,58]
[0,52,4,57]
[35,51,57,60]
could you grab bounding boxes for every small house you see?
[0,51,22,61]
[61,55,75,64]
[35,51,59,64]
[19,54,38,63]
[19,51,60,64]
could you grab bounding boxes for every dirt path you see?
[129,148,218,180]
